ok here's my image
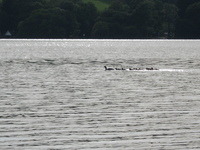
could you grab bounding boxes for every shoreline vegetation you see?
[0,0,200,39]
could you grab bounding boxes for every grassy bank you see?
[0,0,109,11]
[82,0,110,11]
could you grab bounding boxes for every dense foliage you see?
[0,0,199,39]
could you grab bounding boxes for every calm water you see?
[0,39,200,150]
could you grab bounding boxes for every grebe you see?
[104,66,114,70]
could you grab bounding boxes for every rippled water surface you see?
[0,39,200,150]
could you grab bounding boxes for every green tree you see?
[185,2,200,38]
[92,0,131,38]
[177,0,199,17]
[0,0,15,32]
[133,0,157,38]
[1,0,45,35]
[162,3,179,38]
[76,2,98,38]
[176,0,200,38]
[91,21,109,38]
[1,0,200,39]
[17,8,78,38]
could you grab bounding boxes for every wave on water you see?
[121,69,185,72]
[127,69,185,72]
[0,58,198,73]
[159,69,184,72]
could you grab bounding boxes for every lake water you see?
[0,39,200,150]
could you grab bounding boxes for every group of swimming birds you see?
[104,66,159,71]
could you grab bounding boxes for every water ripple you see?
[1,40,200,149]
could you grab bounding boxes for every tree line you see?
[0,0,200,39]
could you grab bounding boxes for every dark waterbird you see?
[104,66,114,70]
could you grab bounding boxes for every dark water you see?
[0,39,200,149]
